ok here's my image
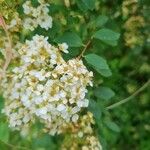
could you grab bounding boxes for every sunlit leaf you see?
[85,54,112,77]
[94,28,120,46]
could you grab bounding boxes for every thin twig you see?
[78,39,92,59]
[0,15,13,80]
[106,79,150,110]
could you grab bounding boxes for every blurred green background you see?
[0,0,150,150]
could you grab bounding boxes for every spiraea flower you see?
[122,0,145,48]
[1,35,93,135]
[23,0,52,31]
[61,112,102,150]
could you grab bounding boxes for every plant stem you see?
[0,15,13,80]
[106,79,150,110]
[0,139,29,150]
[78,39,92,59]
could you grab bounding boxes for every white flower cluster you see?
[1,35,93,135]
[82,136,102,150]
[76,113,102,150]
[61,112,102,150]
[23,0,52,31]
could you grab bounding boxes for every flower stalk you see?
[0,15,13,80]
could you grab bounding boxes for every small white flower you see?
[57,104,66,111]
[23,18,37,31]
[34,96,43,104]
[45,72,51,78]
[71,106,80,114]
[77,99,89,108]
[35,91,41,96]
[62,99,68,104]
[59,43,69,53]
[23,100,31,108]
[38,15,53,30]
[23,115,30,123]
[11,92,19,99]
[82,99,89,107]
[78,131,83,138]
[37,84,44,92]
[59,90,66,98]
[21,95,28,102]
[72,114,79,122]
[36,107,47,116]
[51,54,57,59]
[50,59,56,65]
[23,1,32,15]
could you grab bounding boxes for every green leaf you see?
[95,15,109,27]
[105,121,120,133]
[88,100,101,122]
[55,32,83,47]
[85,54,112,77]
[31,0,39,7]
[76,0,88,12]
[95,86,115,100]
[82,0,96,10]
[0,123,9,143]
[93,28,120,46]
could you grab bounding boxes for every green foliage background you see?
[0,0,149,150]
